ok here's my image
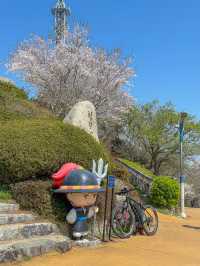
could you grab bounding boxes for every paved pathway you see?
[3,208,200,266]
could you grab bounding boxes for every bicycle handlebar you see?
[115,187,135,196]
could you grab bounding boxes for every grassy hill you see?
[0,80,53,122]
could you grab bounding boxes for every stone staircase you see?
[0,202,72,263]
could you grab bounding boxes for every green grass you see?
[23,256,32,262]
[119,158,156,178]
[0,190,12,202]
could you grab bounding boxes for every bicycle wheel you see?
[142,205,158,236]
[112,205,136,238]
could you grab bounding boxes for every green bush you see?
[150,176,179,209]
[11,181,68,221]
[0,119,110,184]
[0,189,12,202]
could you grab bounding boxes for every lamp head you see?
[180,112,188,122]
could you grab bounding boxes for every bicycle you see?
[112,187,159,238]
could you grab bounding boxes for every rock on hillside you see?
[64,101,99,141]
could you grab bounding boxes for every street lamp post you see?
[179,112,187,218]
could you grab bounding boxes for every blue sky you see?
[0,0,200,118]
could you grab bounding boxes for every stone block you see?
[64,101,99,141]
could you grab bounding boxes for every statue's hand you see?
[94,206,99,213]
[66,209,77,224]
[87,206,99,218]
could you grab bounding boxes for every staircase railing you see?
[115,159,153,195]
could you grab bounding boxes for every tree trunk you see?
[151,153,161,176]
[153,163,160,176]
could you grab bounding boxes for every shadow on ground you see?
[182,225,200,230]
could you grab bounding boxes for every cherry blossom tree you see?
[8,25,134,119]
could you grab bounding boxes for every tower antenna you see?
[52,0,70,44]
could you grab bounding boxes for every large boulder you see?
[63,101,99,141]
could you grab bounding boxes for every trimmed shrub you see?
[11,181,69,221]
[150,176,179,209]
[0,119,110,184]
[0,189,12,202]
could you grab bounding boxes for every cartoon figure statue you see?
[52,164,104,240]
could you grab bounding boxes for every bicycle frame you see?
[127,196,146,227]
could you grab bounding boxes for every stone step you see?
[0,234,72,263]
[0,222,60,241]
[0,203,19,213]
[0,213,36,225]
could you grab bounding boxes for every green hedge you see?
[11,181,68,221]
[150,176,179,209]
[0,119,110,184]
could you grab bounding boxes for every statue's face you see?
[67,192,97,207]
